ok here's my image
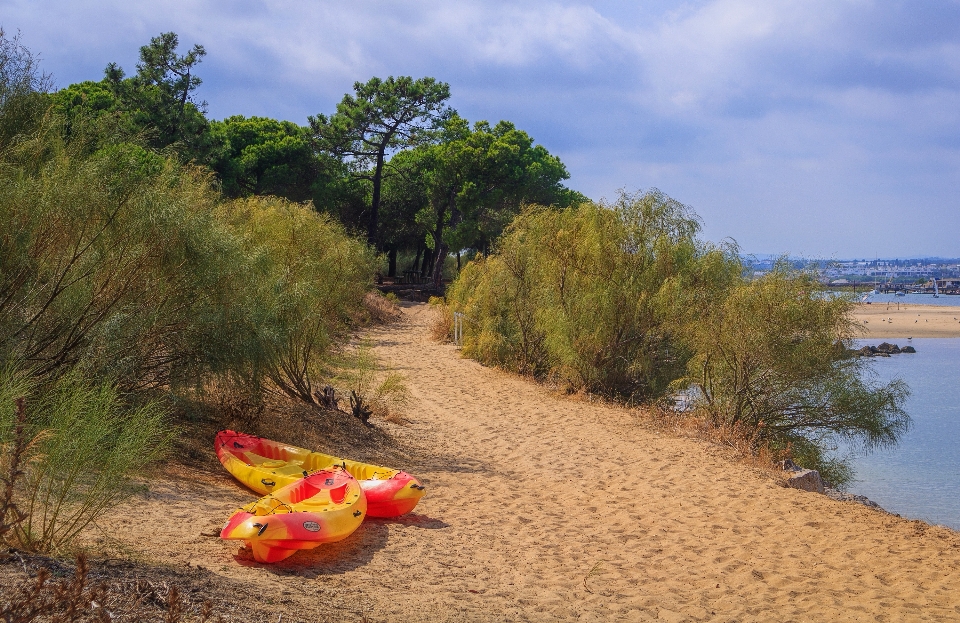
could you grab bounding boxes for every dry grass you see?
[428,298,452,342]
[0,553,221,622]
[644,404,785,473]
[170,381,415,475]
[362,291,401,324]
[202,380,267,434]
[370,373,412,425]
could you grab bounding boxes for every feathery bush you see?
[332,340,411,425]
[0,368,172,552]
[0,131,249,392]
[678,266,910,486]
[448,190,729,399]
[215,196,377,403]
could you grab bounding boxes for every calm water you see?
[845,338,960,530]
[859,292,960,308]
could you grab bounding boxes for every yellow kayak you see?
[215,430,425,517]
[220,466,366,563]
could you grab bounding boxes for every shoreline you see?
[851,302,960,338]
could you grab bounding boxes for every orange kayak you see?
[215,430,425,518]
[220,467,366,563]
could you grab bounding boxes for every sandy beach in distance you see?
[851,302,960,338]
[69,301,960,622]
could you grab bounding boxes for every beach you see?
[28,302,960,622]
[852,302,960,338]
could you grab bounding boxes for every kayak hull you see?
[220,468,366,563]
[215,430,425,517]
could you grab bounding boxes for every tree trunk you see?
[421,247,433,278]
[412,243,423,273]
[457,251,461,272]
[433,192,462,288]
[431,200,447,287]
[432,242,449,288]
[388,246,397,278]
[368,149,386,246]
[433,195,460,289]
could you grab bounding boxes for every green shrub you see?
[678,266,909,487]
[448,248,546,375]
[0,367,172,552]
[0,35,381,554]
[0,129,252,392]
[448,191,728,398]
[0,109,379,403]
[215,196,377,403]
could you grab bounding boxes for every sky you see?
[3,0,959,258]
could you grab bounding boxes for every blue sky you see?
[4,0,959,258]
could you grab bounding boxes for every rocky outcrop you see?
[853,343,916,357]
[785,469,826,494]
[825,488,891,513]
[780,461,891,513]
[779,459,825,494]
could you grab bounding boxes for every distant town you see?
[745,257,960,294]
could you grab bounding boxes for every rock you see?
[778,459,801,472]
[824,488,886,511]
[855,343,916,357]
[785,468,825,494]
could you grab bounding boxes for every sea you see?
[846,331,960,531]
[855,292,960,308]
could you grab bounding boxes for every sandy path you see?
[96,302,960,622]
[852,303,960,338]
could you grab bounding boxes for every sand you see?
[86,302,960,622]
[852,302,960,338]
